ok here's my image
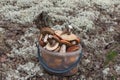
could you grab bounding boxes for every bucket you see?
[36,42,82,76]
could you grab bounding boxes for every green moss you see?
[104,51,118,66]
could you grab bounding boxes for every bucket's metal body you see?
[36,43,82,76]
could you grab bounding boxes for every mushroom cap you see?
[39,34,46,46]
[55,30,63,38]
[55,30,80,45]
[60,33,78,41]
[52,35,61,42]
[41,27,55,34]
[45,42,59,51]
[75,38,80,43]
[53,46,60,52]
[39,40,45,47]
[67,45,80,52]
[60,40,72,46]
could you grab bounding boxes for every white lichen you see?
[17,62,35,72]
[10,27,38,58]
[85,59,90,64]
[0,0,96,31]
[102,68,110,75]
[114,65,120,75]
[6,69,20,80]
[70,17,94,31]
[0,27,5,33]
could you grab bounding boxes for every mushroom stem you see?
[48,35,53,38]
[44,34,49,42]
[39,34,43,40]
[62,25,73,35]
[68,25,73,29]
[71,41,77,45]
[60,44,66,53]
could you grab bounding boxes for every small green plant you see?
[104,51,118,66]
[111,75,116,80]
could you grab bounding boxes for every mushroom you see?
[59,44,66,53]
[55,30,63,38]
[60,40,72,46]
[68,25,73,29]
[55,30,80,43]
[41,27,55,35]
[45,40,59,51]
[39,40,45,47]
[39,34,45,47]
[43,34,49,43]
[53,33,72,47]
[53,46,60,52]
[48,34,53,38]
[61,25,72,35]
[71,40,77,45]
[52,35,61,42]
[67,45,80,52]
[55,30,80,46]
[61,25,73,35]
[61,33,77,41]
[61,33,80,44]
[39,34,43,41]
[70,38,80,45]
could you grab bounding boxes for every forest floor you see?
[0,0,120,80]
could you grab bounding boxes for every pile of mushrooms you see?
[39,26,80,53]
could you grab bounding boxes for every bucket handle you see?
[36,42,82,74]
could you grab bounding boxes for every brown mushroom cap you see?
[45,42,59,51]
[67,45,80,52]
[39,40,45,47]
[55,30,80,41]
[76,38,80,43]
[52,35,61,42]
[41,27,55,35]
[60,40,72,46]
[55,30,63,38]
[60,33,78,41]
[55,30,80,45]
